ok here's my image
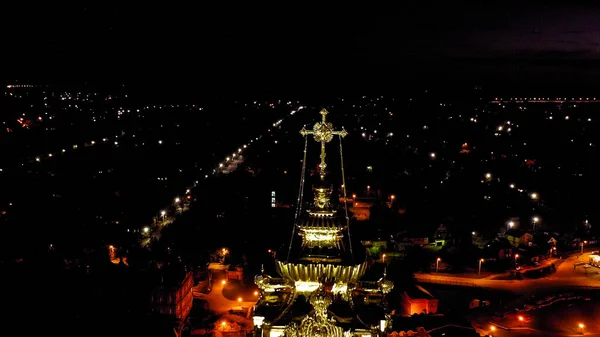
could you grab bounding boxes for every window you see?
[271,203,276,208]
[271,191,276,196]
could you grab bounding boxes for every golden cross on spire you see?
[300,108,348,180]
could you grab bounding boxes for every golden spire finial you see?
[300,108,348,181]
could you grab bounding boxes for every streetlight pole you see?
[478,259,483,275]
[436,258,441,273]
[514,254,519,269]
[507,221,514,231]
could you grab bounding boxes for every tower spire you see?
[300,108,348,181]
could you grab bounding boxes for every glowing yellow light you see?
[237,297,242,302]
[295,281,320,293]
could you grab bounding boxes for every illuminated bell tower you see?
[253,109,393,337]
[296,108,350,254]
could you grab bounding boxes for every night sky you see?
[3,4,600,86]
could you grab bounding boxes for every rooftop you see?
[405,285,436,300]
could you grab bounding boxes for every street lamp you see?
[581,241,587,254]
[508,221,514,230]
[518,316,524,327]
[436,258,441,273]
[174,197,180,203]
[532,216,539,230]
[382,253,386,263]
[579,323,585,333]
[479,259,484,275]
[514,254,519,269]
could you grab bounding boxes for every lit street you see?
[193,276,257,314]
[416,253,600,295]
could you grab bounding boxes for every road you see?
[415,253,600,294]
[193,275,257,314]
[218,155,245,174]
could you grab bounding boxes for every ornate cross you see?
[300,108,348,180]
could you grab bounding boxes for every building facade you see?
[400,286,439,316]
[150,270,194,320]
